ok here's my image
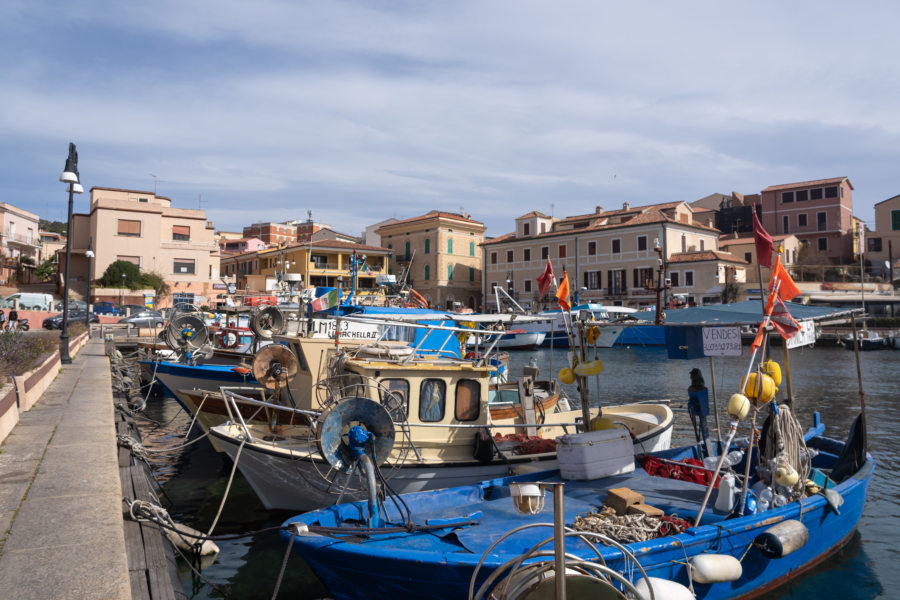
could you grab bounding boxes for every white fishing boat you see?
[209,318,674,511]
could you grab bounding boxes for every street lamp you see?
[85,237,94,338]
[121,273,126,307]
[59,143,82,364]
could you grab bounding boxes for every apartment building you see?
[760,177,854,263]
[65,187,219,307]
[717,233,801,284]
[483,201,743,308]
[376,211,486,310]
[0,203,41,263]
[219,237,267,255]
[865,195,900,274]
[220,239,392,297]
[243,221,297,246]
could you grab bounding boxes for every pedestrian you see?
[8,308,18,332]
[0,309,6,331]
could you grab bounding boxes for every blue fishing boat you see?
[281,413,872,600]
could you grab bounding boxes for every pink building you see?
[759,177,854,263]
[219,237,266,254]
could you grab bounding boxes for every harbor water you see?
[140,344,897,599]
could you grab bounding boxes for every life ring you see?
[217,329,240,349]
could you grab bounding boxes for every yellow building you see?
[376,211,486,310]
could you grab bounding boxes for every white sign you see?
[786,320,816,349]
[702,326,742,356]
[310,318,382,340]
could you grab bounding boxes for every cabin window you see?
[455,379,480,421]
[380,379,409,419]
[419,379,446,422]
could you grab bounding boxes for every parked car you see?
[92,301,123,316]
[121,304,153,316]
[42,310,100,330]
[53,299,88,312]
[118,310,165,328]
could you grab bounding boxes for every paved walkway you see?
[0,339,130,599]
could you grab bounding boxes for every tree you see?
[99,260,143,288]
[35,258,57,282]
[140,271,170,302]
[38,220,67,235]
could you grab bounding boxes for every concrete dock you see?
[0,339,130,599]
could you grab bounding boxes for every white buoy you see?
[689,554,743,584]
[166,522,220,557]
[635,576,695,600]
[715,473,736,513]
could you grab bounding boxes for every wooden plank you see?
[130,570,151,600]
[123,519,148,571]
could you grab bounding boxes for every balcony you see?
[3,232,40,248]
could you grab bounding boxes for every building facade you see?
[483,202,743,309]
[376,211,486,310]
[243,221,297,246]
[65,187,219,308]
[717,233,801,284]
[0,203,41,263]
[866,195,900,277]
[759,177,854,263]
[219,237,267,255]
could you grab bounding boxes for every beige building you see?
[483,201,744,308]
[65,187,219,308]
[717,233,801,284]
[866,195,900,276]
[376,211,486,310]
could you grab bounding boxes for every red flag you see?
[536,258,554,299]
[770,256,801,301]
[555,267,571,312]
[750,324,766,354]
[771,297,801,339]
[753,209,774,268]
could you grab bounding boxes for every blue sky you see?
[3,1,898,238]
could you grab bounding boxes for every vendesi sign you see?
[702,326,742,356]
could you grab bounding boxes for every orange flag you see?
[770,256,801,301]
[555,267,571,311]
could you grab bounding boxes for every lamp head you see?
[59,142,79,184]
[85,250,95,259]
[510,483,545,515]
[72,182,84,194]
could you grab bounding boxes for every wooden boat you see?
[209,334,674,511]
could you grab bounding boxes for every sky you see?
[2,1,898,239]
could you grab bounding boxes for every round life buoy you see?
[216,329,239,349]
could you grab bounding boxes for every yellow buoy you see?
[727,393,751,420]
[774,465,800,487]
[574,360,604,376]
[586,326,601,345]
[558,367,575,385]
[590,416,615,431]
[740,372,777,405]
[762,360,783,386]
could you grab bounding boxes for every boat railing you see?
[219,386,320,443]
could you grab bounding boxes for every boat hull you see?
[284,438,873,600]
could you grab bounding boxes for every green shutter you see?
[469,267,474,281]
[424,265,430,280]
[469,241,474,256]
[448,238,453,254]
[892,210,900,231]
[448,264,453,280]
[425,239,430,254]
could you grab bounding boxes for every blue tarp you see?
[631,300,854,326]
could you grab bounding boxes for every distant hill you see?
[39,219,67,235]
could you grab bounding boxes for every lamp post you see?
[121,273,126,307]
[59,143,83,364]
[85,237,94,338]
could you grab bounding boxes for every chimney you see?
[595,206,604,214]
[623,202,630,211]
[707,217,714,228]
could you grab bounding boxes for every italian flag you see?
[311,289,339,312]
